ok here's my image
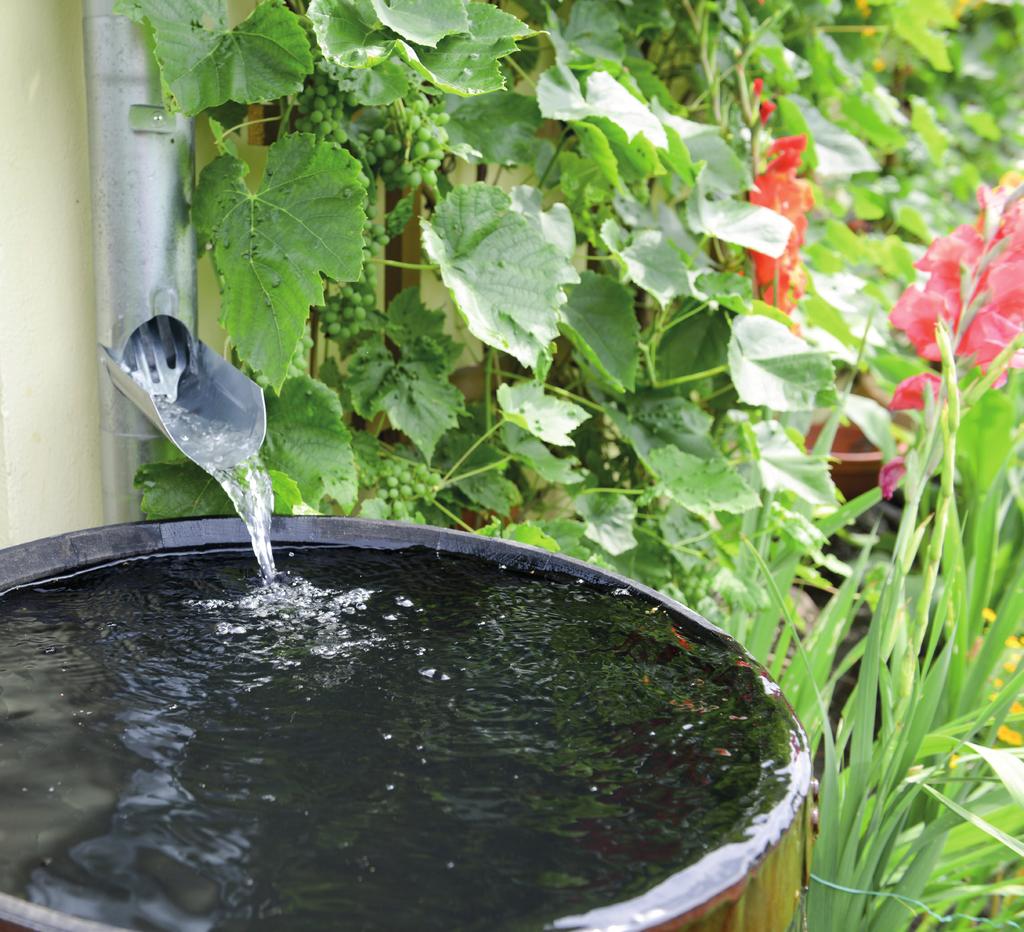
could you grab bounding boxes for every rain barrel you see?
[0,518,814,932]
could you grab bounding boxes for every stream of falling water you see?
[153,399,278,583]
[210,457,277,582]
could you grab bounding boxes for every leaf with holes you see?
[497,383,590,446]
[118,0,313,114]
[194,134,367,389]
[648,446,759,520]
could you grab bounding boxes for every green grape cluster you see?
[294,65,351,146]
[358,92,450,191]
[319,217,387,344]
[377,457,439,519]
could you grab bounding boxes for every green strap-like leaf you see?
[194,134,367,389]
[121,0,313,114]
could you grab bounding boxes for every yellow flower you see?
[864,26,877,37]
[872,57,886,72]
[1011,701,1024,715]
[982,607,997,623]
[997,725,1023,747]
[1005,658,1021,675]
[949,753,961,769]
[994,678,1005,688]
[999,170,1024,190]
[1006,635,1022,649]
[856,0,870,16]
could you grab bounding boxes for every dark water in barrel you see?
[0,547,802,931]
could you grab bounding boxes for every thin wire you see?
[810,874,1023,929]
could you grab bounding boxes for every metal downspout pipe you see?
[82,0,196,523]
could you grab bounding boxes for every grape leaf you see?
[262,375,358,510]
[584,71,667,149]
[753,422,836,506]
[497,383,590,446]
[537,67,666,149]
[508,186,578,272]
[348,330,465,462]
[687,172,793,258]
[194,134,367,389]
[446,92,541,166]
[422,184,574,369]
[136,461,233,518]
[347,60,411,105]
[120,0,313,115]
[601,221,691,308]
[309,0,396,68]
[370,0,468,47]
[560,271,639,392]
[574,492,638,556]
[647,446,759,520]
[398,4,532,95]
[664,116,748,196]
[536,62,592,121]
[502,424,586,485]
[728,317,836,411]
[135,461,302,518]
[572,121,623,190]
[565,0,625,63]
[605,393,714,461]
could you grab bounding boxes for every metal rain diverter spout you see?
[83,0,197,522]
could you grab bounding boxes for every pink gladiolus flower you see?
[890,372,941,411]
[889,181,1024,379]
[879,457,906,500]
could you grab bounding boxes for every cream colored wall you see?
[0,0,103,548]
[0,3,237,549]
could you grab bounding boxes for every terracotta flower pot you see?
[806,422,883,500]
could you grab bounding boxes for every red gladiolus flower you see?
[890,372,941,411]
[749,135,814,314]
[879,457,906,500]
[752,78,764,98]
[759,100,777,125]
[889,181,1024,378]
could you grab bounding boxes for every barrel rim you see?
[0,517,812,932]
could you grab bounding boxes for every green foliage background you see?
[123,0,1024,926]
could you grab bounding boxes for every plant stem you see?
[506,56,537,90]
[441,421,503,483]
[444,456,513,487]
[651,363,728,389]
[369,257,438,272]
[215,114,281,146]
[538,129,569,188]
[431,498,474,532]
